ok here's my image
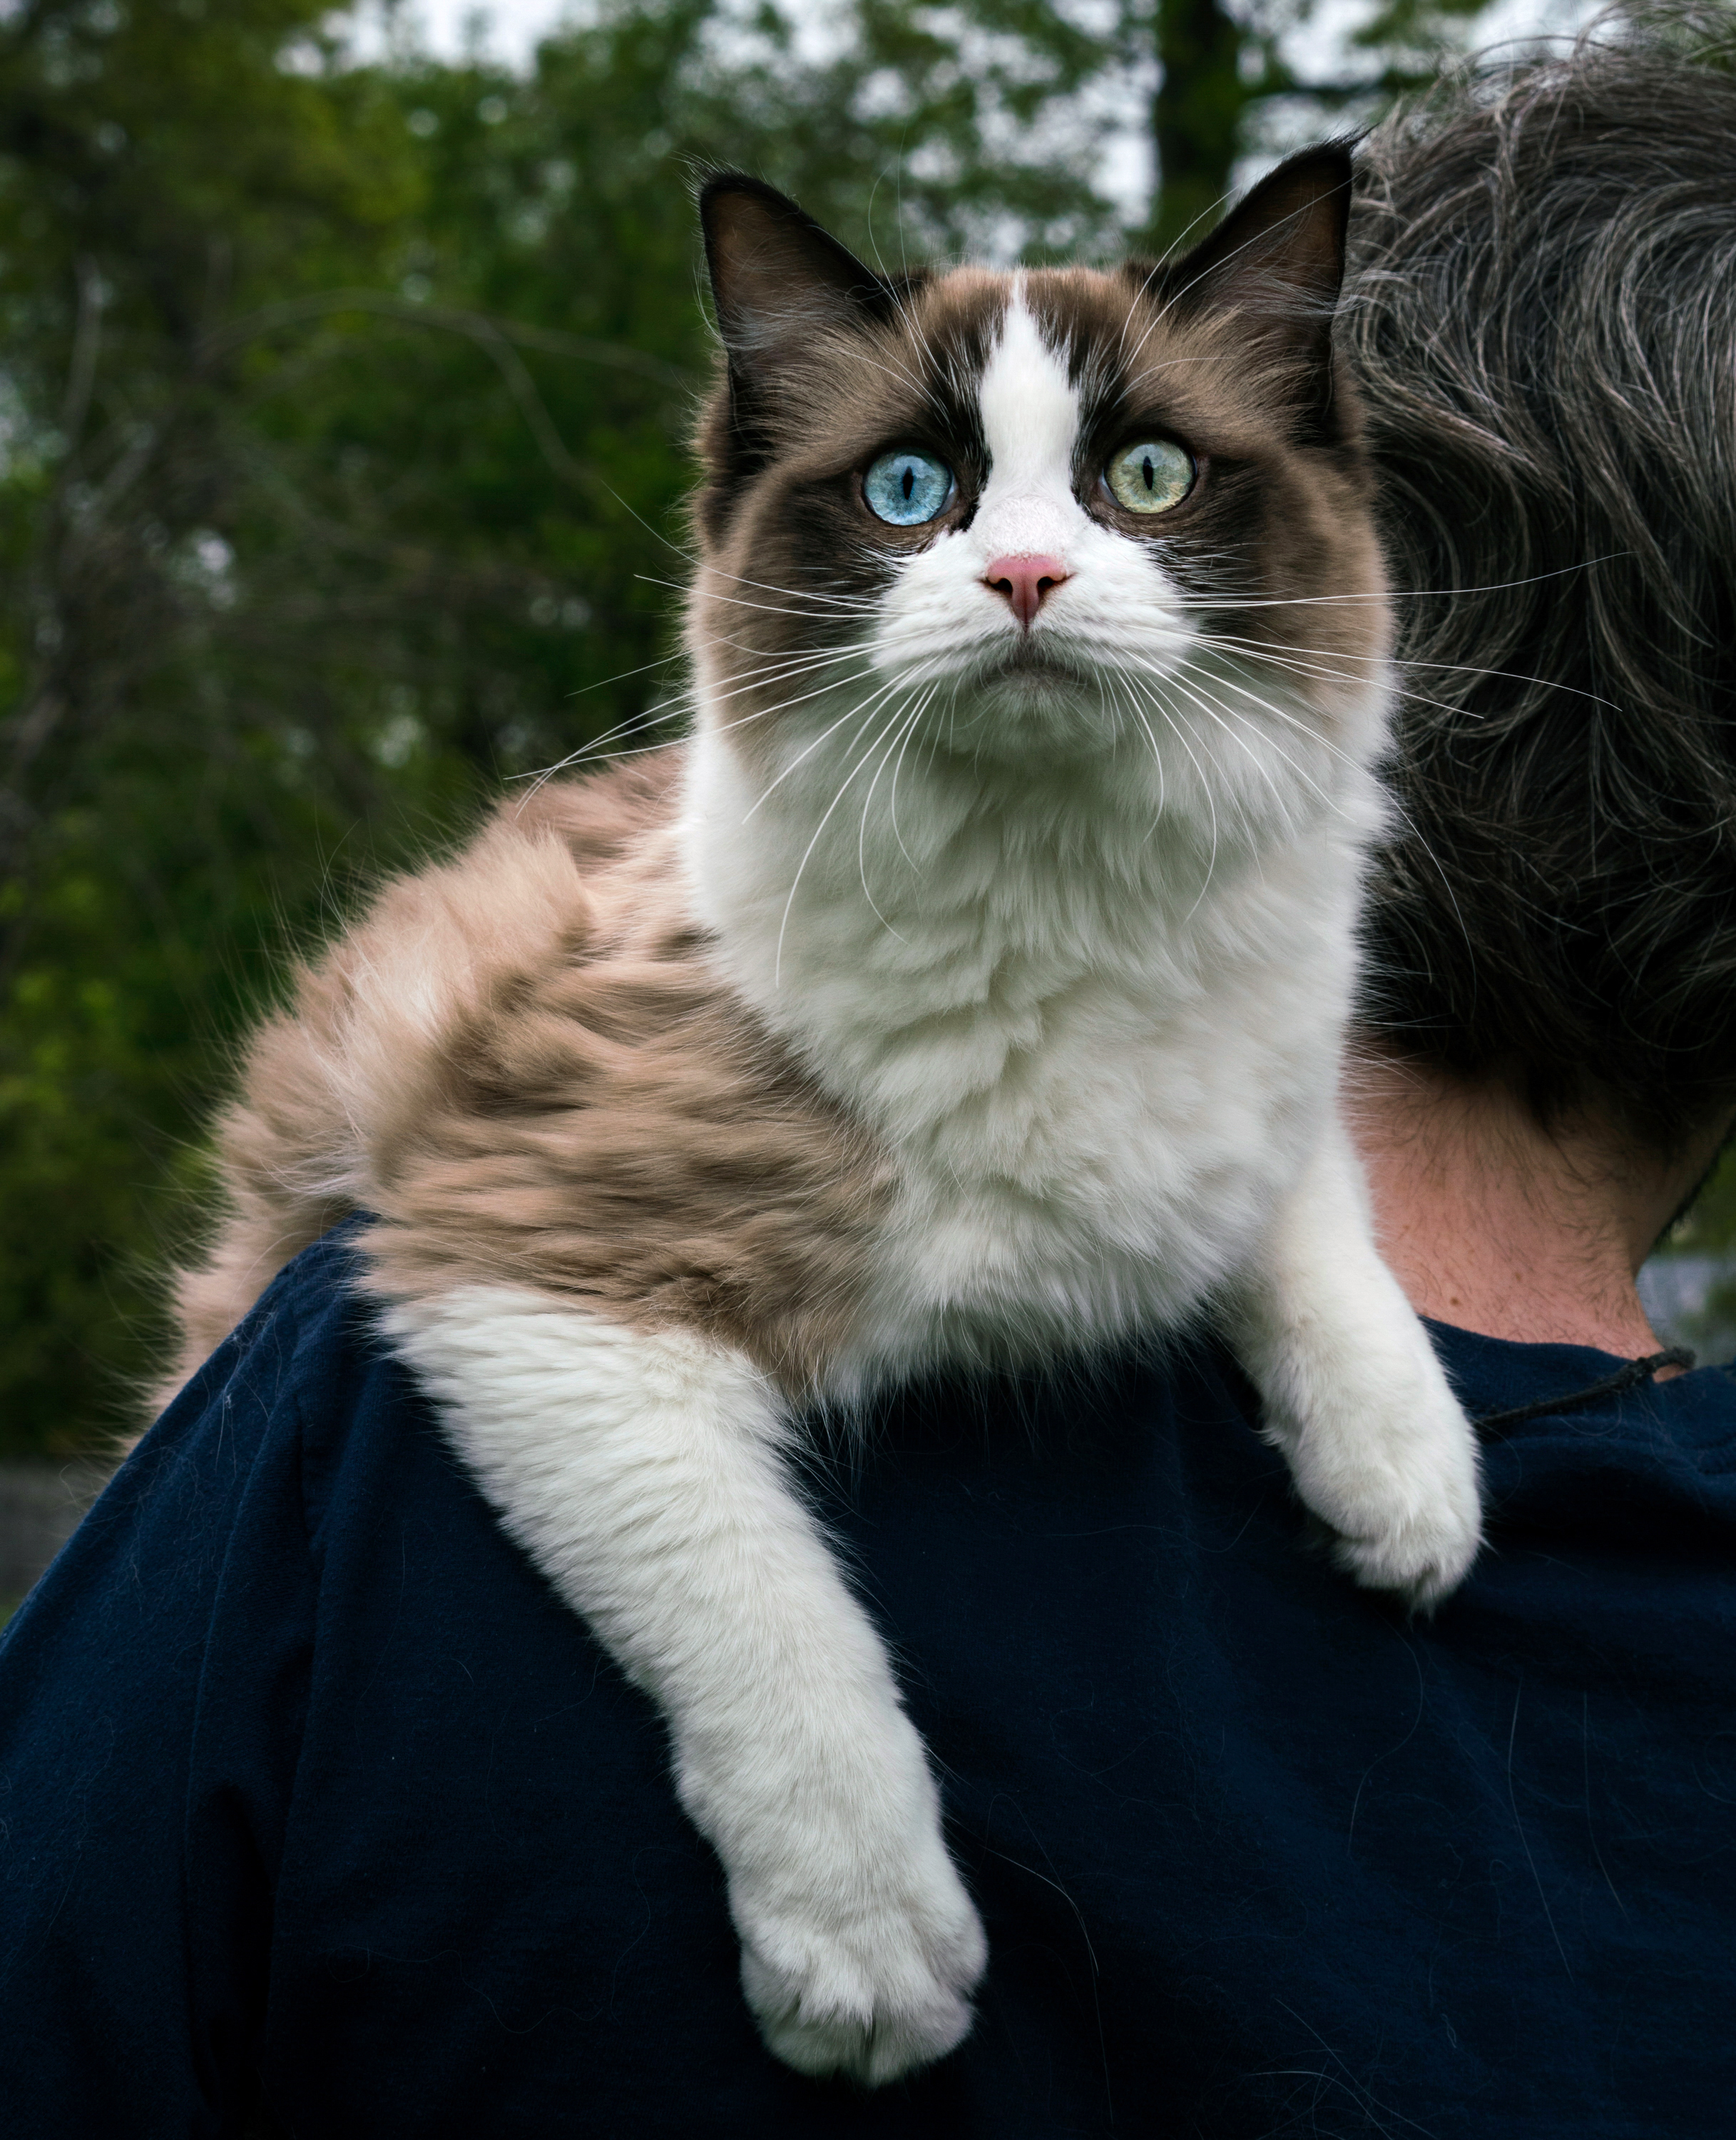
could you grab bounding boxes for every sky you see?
[380,0,576,65]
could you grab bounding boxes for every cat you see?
[164,146,1483,2086]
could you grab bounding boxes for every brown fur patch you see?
[165,750,891,1406]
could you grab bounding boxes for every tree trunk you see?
[1151,0,1247,251]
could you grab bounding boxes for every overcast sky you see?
[381,1,574,65]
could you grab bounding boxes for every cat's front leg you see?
[1225,1120,1484,1608]
[382,1285,986,2085]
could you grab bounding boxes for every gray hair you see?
[1344,7,1736,1151]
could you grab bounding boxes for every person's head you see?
[1344,8,1736,1165]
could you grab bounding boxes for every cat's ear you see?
[1157,143,1353,385]
[700,173,894,375]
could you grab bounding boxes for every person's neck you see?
[1347,1044,1730,1358]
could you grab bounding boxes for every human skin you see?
[1349,1044,1734,1365]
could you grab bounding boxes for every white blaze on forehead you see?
[972,283,1087,561]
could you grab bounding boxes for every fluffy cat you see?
[165,147,1483,2084]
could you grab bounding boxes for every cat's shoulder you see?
[295,742,695,1062]
[500,745,684,875]
[325,743,690,988]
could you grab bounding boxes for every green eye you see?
[1105,439,1194,515]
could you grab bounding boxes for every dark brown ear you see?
[700,173,894,375]
[1160,143,1354,432]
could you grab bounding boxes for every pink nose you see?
[983,554,1070,631]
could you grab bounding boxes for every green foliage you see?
[0,0,1530,1452]
[0,0,426,1449]
[1648,1140,1736,1357]
[1669,1146,1736,1259]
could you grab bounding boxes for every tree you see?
[0,0,427,1449]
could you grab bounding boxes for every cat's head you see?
[688,148,1389,803]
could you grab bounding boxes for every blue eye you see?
[863,449,954,526]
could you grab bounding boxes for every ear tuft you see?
[700,173,894,371]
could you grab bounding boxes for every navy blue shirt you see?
[2,1224,1733,2136]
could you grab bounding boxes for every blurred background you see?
[0,0,1729,1529]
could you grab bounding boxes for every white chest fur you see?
[682,711,1385,1380]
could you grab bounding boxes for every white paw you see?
[1325,1469,1483,1611]
[732,1841,987,2085]
[1288,1379,1484,1612]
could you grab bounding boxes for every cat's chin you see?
[930,649,1130,763]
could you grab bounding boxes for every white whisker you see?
[771,683,925,982]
